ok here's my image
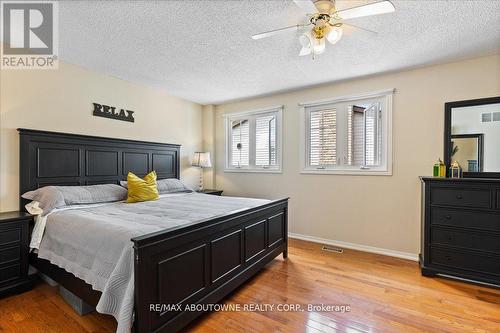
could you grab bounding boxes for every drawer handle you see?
[445,255,451,261]
[456,194,463,200]
[445,215,451,220]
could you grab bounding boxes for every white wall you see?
[452,103,500,171]
[211,54,500,257]
[0,61,203,212]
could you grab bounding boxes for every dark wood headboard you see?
[18,128,180,211]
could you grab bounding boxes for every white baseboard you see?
[288,232,418,261]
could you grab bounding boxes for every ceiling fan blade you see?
[341,22,378,35]
[251,24,310,40]
[292,0,318,14]
[336,0,395,20]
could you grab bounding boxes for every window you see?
[225,106,282,172]
[301,89,393,175]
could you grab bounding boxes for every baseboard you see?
[288,232,418,261]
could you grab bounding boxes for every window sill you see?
[224,168,282,174]
[300,168,392,176]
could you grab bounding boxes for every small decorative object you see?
[450,145,459,158]
[192,152,212,191]
[467,160,478,172]
[449,161,462,178]
[433,158,446,177]
[92,102,135,122]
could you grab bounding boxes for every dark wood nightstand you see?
[0,212,33,297]
[199,189,223,196]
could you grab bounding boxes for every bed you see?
[19,128,288,333]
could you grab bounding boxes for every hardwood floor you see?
[1,239,499,332]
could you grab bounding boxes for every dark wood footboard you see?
[132,198,288,333]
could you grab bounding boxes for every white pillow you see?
[22,184,127,215]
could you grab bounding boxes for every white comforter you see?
[34,192,269,333]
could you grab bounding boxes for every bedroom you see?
[0,0,499,332]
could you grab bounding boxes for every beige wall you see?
[202,105,216,189]
[212,54,500,256]
[0,61,203,212]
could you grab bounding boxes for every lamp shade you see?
[192,152,212,168]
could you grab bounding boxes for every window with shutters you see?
[301,89,393,175]
[225,106,282,172]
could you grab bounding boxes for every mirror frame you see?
[444,96,500,178]
[450,134,483,172]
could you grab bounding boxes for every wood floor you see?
[1,239,499,333]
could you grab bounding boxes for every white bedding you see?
[33,192,269,333]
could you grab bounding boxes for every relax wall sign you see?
[92,103,135,123]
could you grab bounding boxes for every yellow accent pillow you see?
[126,171,159,203]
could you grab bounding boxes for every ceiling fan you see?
[251,0,396,57]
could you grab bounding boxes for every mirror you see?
[445,96,500,178]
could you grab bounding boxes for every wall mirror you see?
[445,96,500,178]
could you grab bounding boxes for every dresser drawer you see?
[430,186,491,208]
[0,246,20,265]
[0,264,20,284]
[430,228,500,254]
[497,189,500,209]
[430,247,500,276]
[430,207,500,232]
[0,228,20,246]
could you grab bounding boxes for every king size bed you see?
[19,129,288,333]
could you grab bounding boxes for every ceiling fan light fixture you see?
[299,32,313,56]
[326,27,343,45]
[312,36,326,54]
[299,33,312,48]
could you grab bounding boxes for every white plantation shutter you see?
[309,109,337,166]
[225,107,282,171]
[231,120,249,167]
[347,103,382,167]
[364,105,376,165]
[302,89,392,174]
[347,106,364,166]
[255,115,277,166]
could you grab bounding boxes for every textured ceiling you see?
[58,0,500,104]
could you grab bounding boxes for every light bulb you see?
[299,33,312,56]
[313,37,325,54]
[326,27,343,45]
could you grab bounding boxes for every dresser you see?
[420,177,500,285]
[0,212,33,297]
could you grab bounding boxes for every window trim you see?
[299,89,394,176]
[224,105,283,173]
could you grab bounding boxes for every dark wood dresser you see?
[420,177,500,286]
[0,212,33,297]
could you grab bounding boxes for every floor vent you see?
[322,245,343,253]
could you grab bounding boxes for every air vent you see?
[481,113,492,122]
[493,112,500,122]
[322,245,343,253]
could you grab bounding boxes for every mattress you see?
[34,192,270,333]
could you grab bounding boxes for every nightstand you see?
[199,189,223,196]
[0,212,33,297]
